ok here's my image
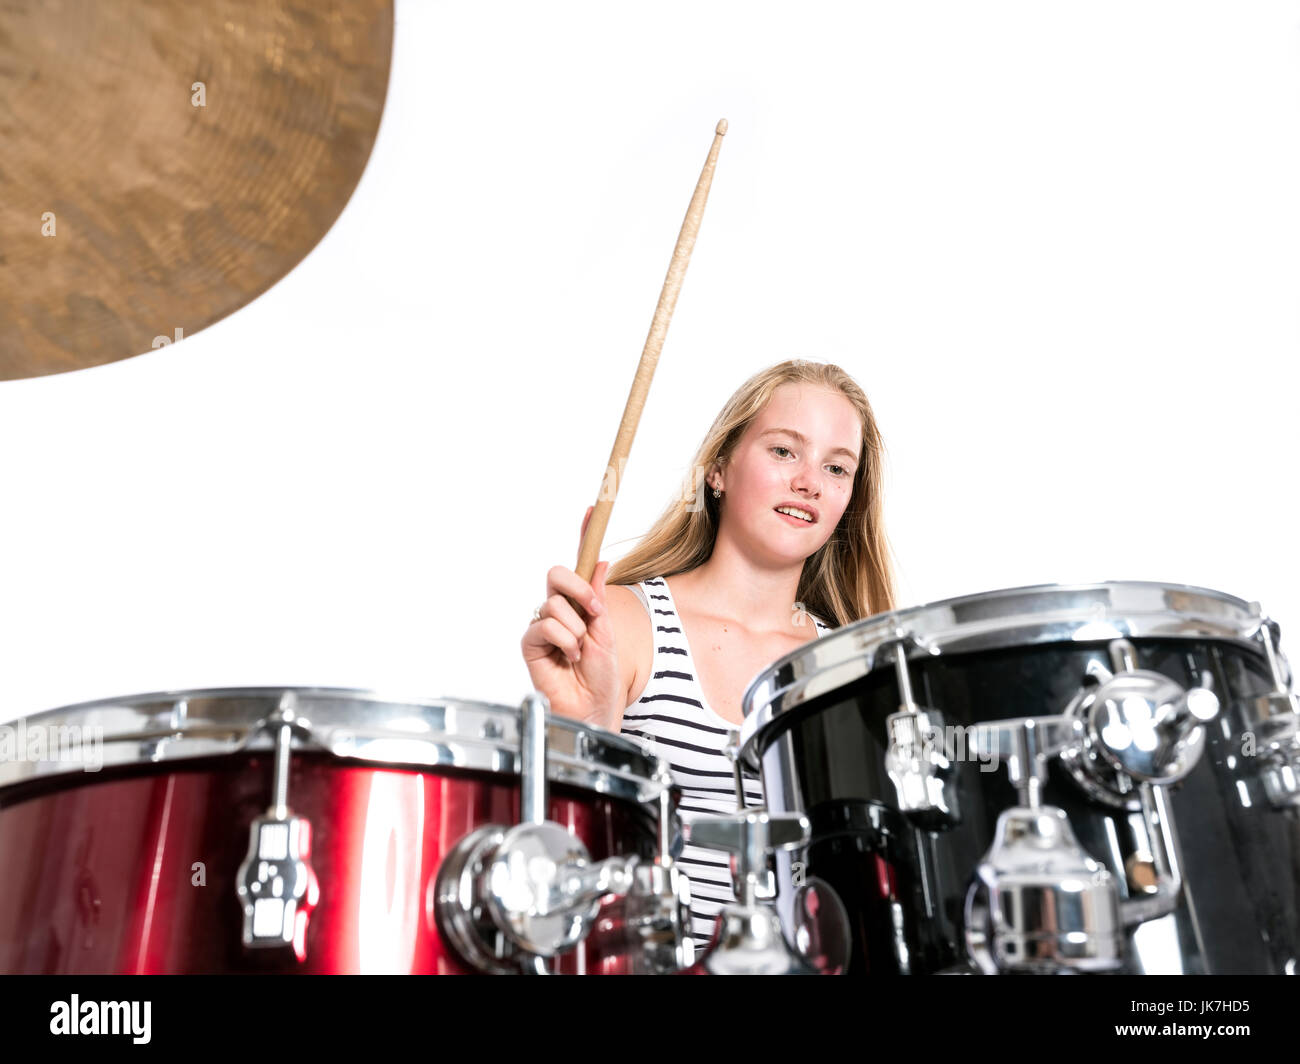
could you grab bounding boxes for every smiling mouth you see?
[775,505,816,524]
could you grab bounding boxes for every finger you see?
[543,592,589,641]
[546,564,602,617]
[535,617,582,662]
[582,560,610,628]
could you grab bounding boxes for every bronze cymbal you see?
[0,0,393,380]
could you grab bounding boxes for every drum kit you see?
[0,580,1296,975]
[2,3,1297,977]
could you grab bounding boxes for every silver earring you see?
[712,487,722,499]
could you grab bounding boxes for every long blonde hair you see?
[608,360,896,626]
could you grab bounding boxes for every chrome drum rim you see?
[0,687,666,804]
[739,580,1278,769]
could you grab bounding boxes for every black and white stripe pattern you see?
[619,576,832,943]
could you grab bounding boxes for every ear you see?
[707,460,724,492]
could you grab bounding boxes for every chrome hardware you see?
[882,634,960,829]
[0,688,668,806]
[485,823,638,958]
[965,805,1123,974]
[740,580,1266,772]
[724,730,747,810]
[1060,643,1191,927]
[963,641,1199,973]
[1120,784,1182,926]
[964,713,1123,972]
[1240,611,1300,810]
[235,696,319,957]
[435,824,519,974]
[621,763,696,972]
[686,808,819,974]
[435,694,693,973]
[1061,639,1219,807]
[972,714,1081,808]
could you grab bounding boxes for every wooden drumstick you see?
[573,119,729,591]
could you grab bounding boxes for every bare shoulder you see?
[606,584,653,708]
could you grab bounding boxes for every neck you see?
[672,536,807,633]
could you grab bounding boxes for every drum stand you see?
[433,694,694,974]
[677,736,848,975]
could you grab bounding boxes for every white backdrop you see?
[1,0,1297,723]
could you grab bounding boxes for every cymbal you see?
[0,0,393,380]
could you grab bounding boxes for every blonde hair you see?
[608,360,896,626]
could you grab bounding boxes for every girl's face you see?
[713,383,863,567]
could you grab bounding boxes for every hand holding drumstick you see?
[520,506,622,730]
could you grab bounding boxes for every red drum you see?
[0,689,667,974]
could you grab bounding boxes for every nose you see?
[790,461,822,498]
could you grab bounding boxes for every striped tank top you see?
[619,575,832,942]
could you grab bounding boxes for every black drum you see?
[739,582,1300,975]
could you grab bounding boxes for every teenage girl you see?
[521,359,896,940]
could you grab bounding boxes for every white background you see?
[1,0,1297,723]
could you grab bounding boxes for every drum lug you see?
[1239,609,1300,810]
[235,696,319,960]
[686,808,830,974]
[882,637,961,830]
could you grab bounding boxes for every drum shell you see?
[754,637,1300,975]
[0,750,658,974]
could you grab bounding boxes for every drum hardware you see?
[743,582,1300,974]
[621,764,697,973]
[686,809,819,974]
[787,876,853,976]
[964,714,1125,974]
[1240,611,1300,810]
[964,803,1124,975]
[881,634,960,830]
[434,693,693,974]
[963,637,1214,973]
[1,689,674,973]
[235,694,320,959]
[725,731,748,810]
[1062,639,1220,801]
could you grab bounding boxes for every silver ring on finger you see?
[531,604,543,623]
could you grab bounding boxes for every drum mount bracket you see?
[434,694,694,974]
[686,808,818,975]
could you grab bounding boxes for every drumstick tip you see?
[716,118,728,135]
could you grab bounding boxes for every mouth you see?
[774,504,818,526]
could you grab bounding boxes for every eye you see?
[771,445,794,459]
[827,464,848,477]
